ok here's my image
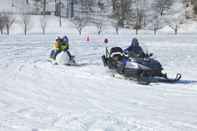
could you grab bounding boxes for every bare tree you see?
[134,6,143,35]
[69,0,96,35]
[146,15,165,35]
[70,0,74,18]
[0,12,14,35]
[40,15,48,34]
[43,0,46,15]
[184,1,193,19]
[167,23,180,35]
[80,0,95,13]
[92,19,104,35]
[124,0,145,35]
[152,19,163,35]
[112,0,132,27]
[152,0,174,16]
[32,0,42,14]
[193,1,197,15]
[89,1,108,35]
[5,15,15,35]
[0,13,7,34]
[111,0,117,12]
[111,19,121,34]
[55,0,64,27]
[21,14,32,35]
[165,15,185,35]
[32,0,54,15]
[71,16,88,35]
[133,24,141,35]
[26,0,29,4]
[112,0,146,34]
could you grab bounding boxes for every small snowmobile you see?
[102,47,181,85]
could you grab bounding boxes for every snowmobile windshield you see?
[140,42,149,55]
[131,42,150,58]
[139,42,156,58]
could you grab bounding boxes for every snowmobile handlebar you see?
[148,53,153,57]
[105,47,110,57]
[144,53,153,58]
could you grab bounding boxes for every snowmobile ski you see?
[155,73,182,83]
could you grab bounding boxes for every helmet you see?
[56,36,61,42]
[131,38,139,47]
[63,35,69,43]
[104,38,108,44]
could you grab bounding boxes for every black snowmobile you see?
[102,47,181,85]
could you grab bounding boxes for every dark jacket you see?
[124,38,145,58]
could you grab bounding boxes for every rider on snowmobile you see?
[49,36,62,60]
[61,35,72,60]
[49,35,72,61]
[124,38,146,58]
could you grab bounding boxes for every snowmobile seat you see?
[110,47,124,61]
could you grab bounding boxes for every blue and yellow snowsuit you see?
[60,41,69,51]
[49,40,70,60]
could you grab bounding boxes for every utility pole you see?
[59,0,62,27]
[71,0,74,18]
[12,0,14,7]
[66,0,69,17]
[43,0,46,15]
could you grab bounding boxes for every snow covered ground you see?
[0,33,197,131]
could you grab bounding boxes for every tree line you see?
[0,0,197,35]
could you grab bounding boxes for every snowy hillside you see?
[0,32,197,131]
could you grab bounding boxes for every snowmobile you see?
[48,51,76,66]
[102,47,181,85]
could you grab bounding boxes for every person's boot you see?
[48,50,56,61]
[53,50,60,59]
[66,51,72,60]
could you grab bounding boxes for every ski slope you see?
[0,33,197,131]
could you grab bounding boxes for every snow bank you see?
[0,33,197,131]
